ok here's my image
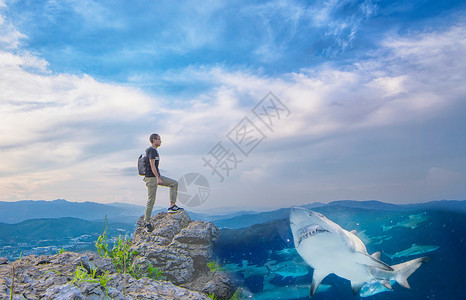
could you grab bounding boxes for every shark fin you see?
[351,282,364,295]
[381,280,393,290]
[392,257,429,289]
[310,270,327,297]
[355,251,393,271]
[371,251,381,260]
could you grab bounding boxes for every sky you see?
[0,0,465,211]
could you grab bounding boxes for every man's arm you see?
[150,159,159,177]
[150,158,162,184]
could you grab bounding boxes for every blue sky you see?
[0,0,465,210]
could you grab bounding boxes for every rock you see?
[0,251,210,299]
[182,271,236,300]
[72,252,116,276]
[132,210,235,298]
[0,211,235,299]
[44,284,86,299]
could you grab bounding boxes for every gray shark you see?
[386,244,439,260]
[382,212,429,231]
[357,230,392,245]
[290,207,429,297]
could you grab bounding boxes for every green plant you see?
[58,248,65,254]
[99,271,110,287]
[208,294,218,300]
[9,264,15,300]
[44,268,62,275]
[111,236,138,274]
[207,261,221,272]
[147,262,166,280]
[99,271,111,299]
[70,264,110,299]
[71,264,99,286]
[229,289,241,300]
[95,216,110,258]
[95,218,139,275]
[9,253,22,300]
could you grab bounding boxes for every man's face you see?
[154,136,162,147]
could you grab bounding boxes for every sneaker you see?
[144,222,154,233]
[168,204,184,213]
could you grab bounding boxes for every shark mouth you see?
[297,225,329,245]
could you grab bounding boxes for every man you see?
[143,133,183,232]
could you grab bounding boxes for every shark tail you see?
[392,257,430,289]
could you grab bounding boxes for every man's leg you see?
[160,176,178,206]
[144,177,158,222]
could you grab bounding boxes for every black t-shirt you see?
[145,147,160,177]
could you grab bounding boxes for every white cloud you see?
[0,61,153,147]
[0,2,465,207]
[149,24,466,207]
[0,13,25,49]
[154,24,466,155]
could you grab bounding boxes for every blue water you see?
[215,206,466,299]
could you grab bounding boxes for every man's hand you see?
[157,177,163,185]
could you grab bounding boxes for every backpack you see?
[137,154,146,176]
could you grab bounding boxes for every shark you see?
[385,244,439,260]
[268,260,309,278]
[290,207,429,297]
[357,230,392,245]
[382,212,429,231]
[223,258,310,279]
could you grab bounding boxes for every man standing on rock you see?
[143,133,183,232]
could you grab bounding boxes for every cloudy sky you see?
[1,0,465,210]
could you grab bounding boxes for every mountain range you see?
[1,199,465,228]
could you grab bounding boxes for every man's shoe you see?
[144,222,154,233]
[168,204,184,213]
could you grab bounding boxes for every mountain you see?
[324,200,402,210]
[0,217,137,260]
[402,200,466,212]
[0,199,145,224]
[0,217,135,242]
[1,199,464,227]
[210,200,466,229]
[324,200,466,212]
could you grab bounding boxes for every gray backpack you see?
[137,154,146,176]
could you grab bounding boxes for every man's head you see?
[150,133,161,147]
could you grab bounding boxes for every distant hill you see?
[325,200,466,212]
[1,199,464,228]
[0,217,135,242]
[324,200,402,210]
[0,199,146,224]
[210,200,466,229]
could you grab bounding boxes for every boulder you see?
[132,211,235,299]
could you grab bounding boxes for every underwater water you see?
[215,206,466,299]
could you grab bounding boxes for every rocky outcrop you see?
[133,211,235,299]
[0,210,235,300]
[0,252,207,299]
